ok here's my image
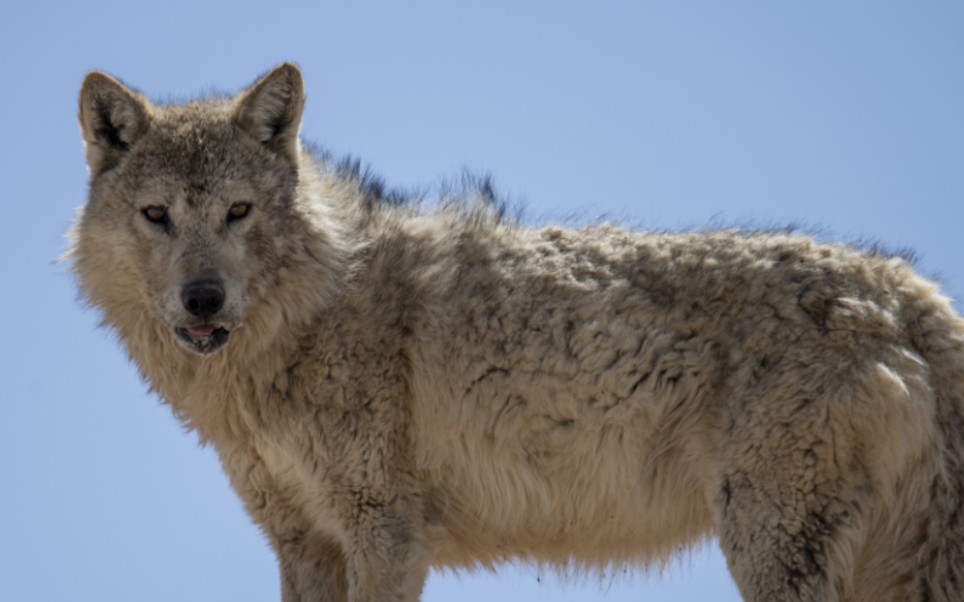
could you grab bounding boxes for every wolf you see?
[71,63,964,602]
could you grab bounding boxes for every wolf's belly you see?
[413,372,718,568]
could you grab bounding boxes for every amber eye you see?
[227,202,251,223]
[142,205,169,226]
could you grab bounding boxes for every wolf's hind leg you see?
[712,333,954,601]
[717,461,861,602]
[713,377,881,601]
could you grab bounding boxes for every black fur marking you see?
[335,156,411,209]
[302,143,514,221]
[627,370,653,397]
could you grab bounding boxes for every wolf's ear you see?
[233,63,305,166]
[78,72,152,175]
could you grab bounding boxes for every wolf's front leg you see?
[279,530,349,602]
[342,498,431,602]
[274,504,430,602]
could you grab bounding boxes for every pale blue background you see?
[2,2,962,601]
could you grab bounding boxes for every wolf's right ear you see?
[233,63,305,166]
[78,72,152,175]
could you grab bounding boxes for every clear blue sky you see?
[1,2,962,601]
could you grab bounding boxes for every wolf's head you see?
[72,65,346,359]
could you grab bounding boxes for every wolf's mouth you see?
[175,325,230,355]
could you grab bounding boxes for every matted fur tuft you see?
[71,64,964,602]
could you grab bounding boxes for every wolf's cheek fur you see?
[73,205,148,312]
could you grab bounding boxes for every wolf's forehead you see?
[153,112,234,155]
[135,111,247,180]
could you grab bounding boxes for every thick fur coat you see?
[71,64,964,601]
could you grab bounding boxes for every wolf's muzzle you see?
[177,278,231,354]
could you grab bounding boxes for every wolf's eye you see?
[142,206,169,226]
[227,202,252,224]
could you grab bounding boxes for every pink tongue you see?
[187,325,216,337]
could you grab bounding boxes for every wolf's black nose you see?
[182,279,225,317]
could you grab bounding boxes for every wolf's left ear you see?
[78,72,152,175]
[234,63,306,166]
